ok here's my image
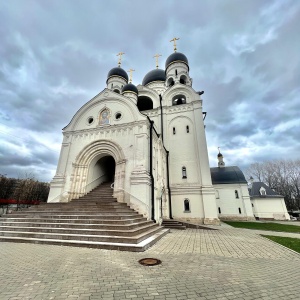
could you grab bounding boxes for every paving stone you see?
[0,228,300,299]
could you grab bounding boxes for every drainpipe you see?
[166,150,173,219]
[149,120,155,222]
[141,113,156,222]
[159,94,164,142]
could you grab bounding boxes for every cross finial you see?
[153,54,162,69]
[116,52,125,67]
[127,68,135,83]
[170,37,180,52]
[218,147,221,153]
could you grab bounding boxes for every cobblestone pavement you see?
[1,228,300,300]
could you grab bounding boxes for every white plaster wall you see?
[48,90,150,207]
[215,184,254,220]
[251,198,290,220]
[166,62,190,86]
[168,115,198,184]
[171,192,205,223]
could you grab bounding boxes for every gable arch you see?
[168,115,193,129]
[137,85,160,109]
[75,140,125,166]
[64,89,144,131]
[162,85,195,107]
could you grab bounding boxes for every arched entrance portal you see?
[87,155,116,191]
[69,140,126,203]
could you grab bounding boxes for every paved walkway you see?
[1,228,300,300]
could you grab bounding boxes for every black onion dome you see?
[210,166,247,184]
[107,67,128,82]
[217,153,223,157]
[121,83,138,95]
[165,52,189,70]
[142,69,166,86]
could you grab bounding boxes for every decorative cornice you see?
[63,120,149,138]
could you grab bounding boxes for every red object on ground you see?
[0,199,40,205]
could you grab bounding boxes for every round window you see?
[115,113,122,120]
[87,117,94,124]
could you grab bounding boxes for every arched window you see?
[218,207,221,214]
[111,83,113,88]
[113,89,120,94]
[172,94,186,106]
[175,69,178,76]
[186,125,189,133]
[173,127,176,135]
[184,199,190,212]
[182,166,187,179]
[137,96,153,111]
[180,75,187,84]
[167,77,175,87]
[238,207,242,214]
[259,187,266,196]
[235,190,239,198]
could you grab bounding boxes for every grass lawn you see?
[262,235,300,253]
[224,221,300,233]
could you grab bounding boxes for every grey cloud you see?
[1,0,300,182]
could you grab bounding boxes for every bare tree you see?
[246,159,300,210]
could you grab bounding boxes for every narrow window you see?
[182,167,187,179]
[251,203,254,207]
[186,125,189,133]
[173,127,176,135]
[215,191,219,199]
[184,199,190,212]
[218,207,221,214]
[235,190,239,198]
[175,69,178,76]
[111,83,113,88]
[238,207,241,214]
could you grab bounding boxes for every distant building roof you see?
[249,182,283,198]
[210,166,247,184]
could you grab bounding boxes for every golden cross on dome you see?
[153,54,162,69]
[170,37,180,52]
[127,68,135,83]
[116,52,125,67]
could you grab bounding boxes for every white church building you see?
[48,41,289,225]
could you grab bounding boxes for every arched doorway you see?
[69,140,126,202]
[93,156,116,184]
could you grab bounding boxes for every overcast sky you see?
[0,0,299,182]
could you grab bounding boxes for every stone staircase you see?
[0,183,169,251]
[162,219,186,230]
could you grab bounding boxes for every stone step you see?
[0,229,169,252]
[5,214,142,220]
[0,226,163,244]
[0,217,146,224]
[1,181,169,251]
[0,223,158,237]
[10,210,138,215]
[0,220,152,230]
[162,220,186,230]
[38,202,126,206]
[27,206,131,212]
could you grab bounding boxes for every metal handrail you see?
[111,182,149,211]
[48,191,69,203]
[84,174,107,193]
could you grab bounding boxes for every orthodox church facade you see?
[48,41,287,224]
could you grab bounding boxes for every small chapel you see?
[47,38,289,226]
